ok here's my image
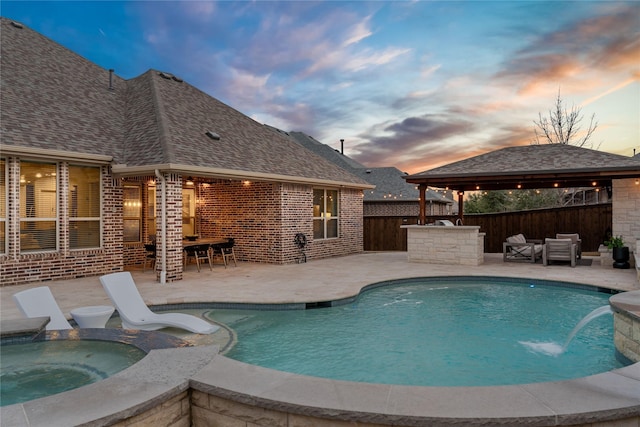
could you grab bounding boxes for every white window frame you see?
[19,160,58,253]
[313,188,339,240]
[68,164,102,249]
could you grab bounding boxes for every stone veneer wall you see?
[614,309,640,363]
[0,162,123,286]
[109,391,191,427]
[405,226,485,266]
[188,389,639,427]
[612,178,640,257]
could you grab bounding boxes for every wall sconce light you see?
[635,179,639,185]
[186,177,194,186]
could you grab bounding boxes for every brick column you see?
[162,173,184,282]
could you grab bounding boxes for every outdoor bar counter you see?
[403,224,485,266]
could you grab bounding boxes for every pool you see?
[1,340,145,406]
[0,328,190,406]
[213,277,628,386]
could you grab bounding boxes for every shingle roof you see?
[409,144,640,178]
[286,131,450,203]
[1,19,125,158]
[0,18,370,188]
[405,144,640,191]
[353,167,451,203]
[287,131,366,170]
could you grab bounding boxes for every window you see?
[182,188,196,237]
[20,161,57,251]
[123,184,141,242]
[313,189,338,239]
[69,165,101,249]
[147,184,156,242]
[0,159,5,253]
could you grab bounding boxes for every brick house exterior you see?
[0,18,372,286]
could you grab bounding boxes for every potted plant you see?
[605,235,630,269]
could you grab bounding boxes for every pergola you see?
[404,145,640,225]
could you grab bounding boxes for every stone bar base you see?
[403,225,485,266]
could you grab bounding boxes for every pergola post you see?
[418,184,427,225]
[457,191,464,224]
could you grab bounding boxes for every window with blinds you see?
[20,161,58,252]
[0,159,5,254]
[123,184,142,242]
[69,165,101,249]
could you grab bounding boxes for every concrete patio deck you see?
[1,252,638,323]
[2,252,640,427]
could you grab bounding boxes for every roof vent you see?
[10,21,24,29]
[158,72,173,80]
[172,75,183,83]
[205,131,221,140]
[366,169,372,174]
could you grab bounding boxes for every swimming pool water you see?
[214,279,627,386]
[1,340,145,406]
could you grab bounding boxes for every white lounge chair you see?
[12,286,73,330]
[99,272,219,334]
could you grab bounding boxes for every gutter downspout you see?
[155,169,167,284]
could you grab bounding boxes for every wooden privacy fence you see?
[363,203,612,253]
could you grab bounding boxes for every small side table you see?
[70,305,115,328]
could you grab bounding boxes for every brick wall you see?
[1,168,366,285]
[0,162,124,286]
[198,181,363,264]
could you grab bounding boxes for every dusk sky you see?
[3,1,639,174]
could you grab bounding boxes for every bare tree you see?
[533,90,598,147]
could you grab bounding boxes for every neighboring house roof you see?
[286,131,451,204]
[0,18,371,189]
[405,144,640,191]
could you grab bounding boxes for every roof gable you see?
[1,18,125,158]
[1,18,369,188]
